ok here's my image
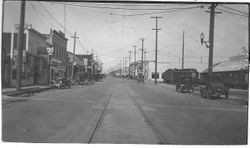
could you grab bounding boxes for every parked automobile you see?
[200,77,229,99]
[50,77,70,89]
[176,76,194,93]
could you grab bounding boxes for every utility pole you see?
[207,4,217,78]
[140,38,145,78]
[248,4,250,53]
[71,32,79,79]
[144,50,147,62]
[151,16,162,85]
[16,0,25,91]
[64,3,66,34]
[133,45,137,78]
[128,50,131,77]
[182,30,185,69]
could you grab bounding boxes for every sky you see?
[2,1,248,73]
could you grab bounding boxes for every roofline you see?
[27,28,47,39]
[201,69,248,73]
[52,30,68,41]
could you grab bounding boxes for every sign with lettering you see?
[47,47,54,55]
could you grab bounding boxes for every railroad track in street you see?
[88,88,114,143]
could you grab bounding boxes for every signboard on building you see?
[47,47,54,55]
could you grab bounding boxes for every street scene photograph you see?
[1,0,249,146]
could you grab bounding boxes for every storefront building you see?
[3,25,50,87]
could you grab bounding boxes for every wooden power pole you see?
[71,32,79,79]
[133,46,137,78]
[151,16,162,85]
[16,0,26,91]
[140,38,145,78]
[182,30,185,69]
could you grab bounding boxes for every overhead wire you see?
[220,5,248,15]
[216,7,248,17]
[39,2,74,36]
[29,2,53,29]
[51,2,204,11]
[34,2,63,30]
[111,5,204,17]
[74,2,170,7]
[38,2,90,54]
[77,39,89,53]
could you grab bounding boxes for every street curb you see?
[2,87,52,97]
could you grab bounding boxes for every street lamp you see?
[200,32,210,48]
[200,32,204,45]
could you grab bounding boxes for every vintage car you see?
[175,76,194,93]
[50,78,71,89]
[200,79,229,99]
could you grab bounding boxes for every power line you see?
[220,5,248,15]
[77,39,88,53]
[51,2,203,11]
[39,2,89,54]
[216,7,248,17]
[110,5,204,16]
[73,2,170,7]
[30,2,53,29]
[39,2,74,36]
[33,2,61,30]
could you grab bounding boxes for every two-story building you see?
[76,54,94,74]
[3,25,50,87]
[45,29,68,81]
[68,52,85,81]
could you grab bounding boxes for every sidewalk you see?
[2,85,51,99]
[2,85,51,94]
[1,85,51,105]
